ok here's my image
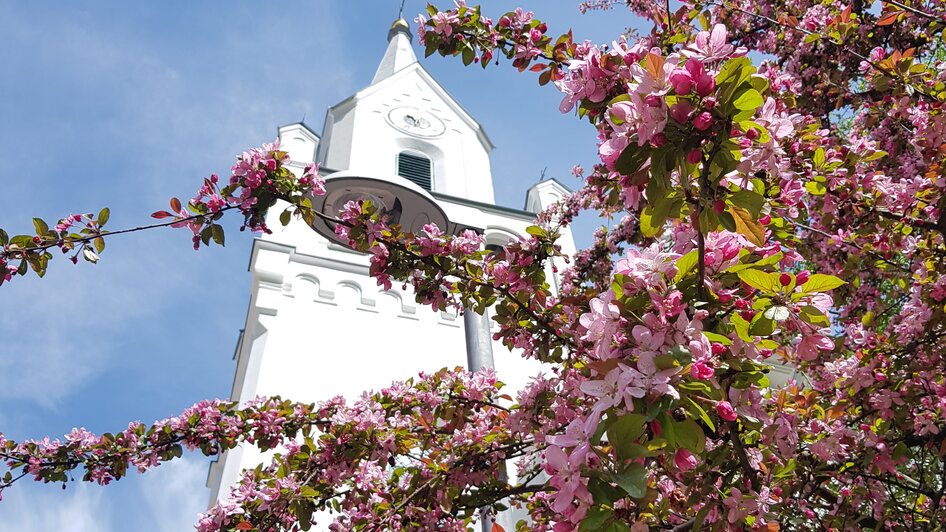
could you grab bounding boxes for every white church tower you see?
[206,19,576,523]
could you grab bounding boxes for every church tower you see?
[206,19,576,522]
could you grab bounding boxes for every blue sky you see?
[0,2,639,529]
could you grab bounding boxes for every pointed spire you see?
[371,18,418,84]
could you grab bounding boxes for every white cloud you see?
[134,455,210,532]
[0,481,112,532]
[0,455,211,532]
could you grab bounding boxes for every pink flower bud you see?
[745,127,759,140]
[674,448,698,472]
[795,270,810,285]
[713,199,725,215]
[691,361,715,380]
[687,149,702,165]
[695,75,715,97]
[669,68,693,94]
[711,342,727,355]
[644,94,662,107]
[670,101,693,123]
[716,401,737,421]
[692,111,713,131]
[779,273,792,286]
[703,97,717,109]
[650,132,667,147]
[759,215,772,225]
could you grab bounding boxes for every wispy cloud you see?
[0,455,210,531]
[134,455,210,531]
[0,481,112,531]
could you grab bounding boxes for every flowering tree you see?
[2,0,946,530]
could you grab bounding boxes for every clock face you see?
[386,106,445,138]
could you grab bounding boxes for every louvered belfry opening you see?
[397,152,432,191]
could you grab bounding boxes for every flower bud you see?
[779,273,793,286]
[713,199,725,215]
[795,270,810,285]
[644,94,662,108]
[687,149,702,165]
[759,215,772,225]
[674,448,698,472]
[669,68,693,94]
[650,132,667,147]
[670,101,693,123]
[692,111,713,131]
[716,401,737,421]
[745,127,759,140]
[695,75,715,97]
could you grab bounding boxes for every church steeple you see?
[371,19,417,84]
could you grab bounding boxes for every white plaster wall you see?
[319,66,495,204]
[209,108,574,517]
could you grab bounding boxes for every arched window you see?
[397,151,432,191]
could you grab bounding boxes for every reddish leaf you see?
[492,524,505,532]
[529,63,546,72]
[170,197,182,213]
[840,5,852,22]
[643,53,665,81]
[234,522,255,531]
[877,11,900,26]
[151,211,173,219]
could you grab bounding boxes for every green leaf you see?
[0,228,7,246]
[607,413,646,460]
[32,218,49,235]
[685,397,716,432]
[98,208,110,227]
[730,312,752,342]
[718,210,736,232]
[729,190,766,217]
[639,206,662,238]
[579,507,612,531]
[774,458,797,479]
[674,250,698,281]
[673,419,706,453]
[749,314,775,336]
[211,224,225,246]
[737,269,778,292]
[703,331,732,345]
[525,225,545,237]
[613,462,647,499]
[200,226,212,246]
[813,147,826,168]
[801,274,846,293]
[715,57,753,87]
[279,209,291,226]
[805,181,827,195]
[614,144,652,176]
[93,236,105,254]
[738,120,771,143]
[799,306,831,326]
[732,88,763,111]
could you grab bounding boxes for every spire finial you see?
[398,0,406,19]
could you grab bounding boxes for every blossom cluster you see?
[3,1,946,530]
[151,140,324,250]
